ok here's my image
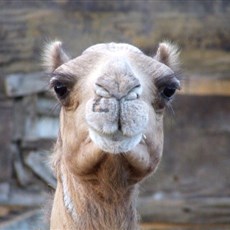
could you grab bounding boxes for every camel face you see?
[48,42,180,155]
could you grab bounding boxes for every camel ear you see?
[154,41,180,71]
[42,40,70,72]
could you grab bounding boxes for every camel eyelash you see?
[156,74,180,98]
[154,73,181,91]
[49,73,76,101]
[49,72,76,89]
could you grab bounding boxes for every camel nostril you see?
[125,85,142,100]
[118,118,122,131]
[95,84,111,98]
[126,91,138,100]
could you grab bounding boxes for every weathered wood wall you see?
[0,1,230,229]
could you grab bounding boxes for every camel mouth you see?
[88,128,142,154]
[86,98,149,132]
[85,97,149,153]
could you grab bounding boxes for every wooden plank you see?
[0,100,14,182]
[24,115,59,141]
[1,189,46,207]
[4,72,48,97]
[12,94,59,143]
[24,151,56,188]
[0,209,46,230]
[12,95,37,143]
[179,77,230,96]
[0,183,10,203]
[12,98,25,141]
[138,196,230,224]
[21,139,54,150]
[36,96,60,117]
[12,95,59,145]
[12,144,34,187]
[0,207,10,218]
[141,223,230,230]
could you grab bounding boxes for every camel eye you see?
[161,86,176,100]
[155,75,181,101]
[53,81,69,99]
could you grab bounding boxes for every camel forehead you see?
[83,43,174,76]
[55,42,173,80]
[82,42,143,55]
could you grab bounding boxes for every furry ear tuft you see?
[42,40,70,72]
[154,41,180,71]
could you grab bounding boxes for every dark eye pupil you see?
[54,82,68,98]
[162,87,176,99]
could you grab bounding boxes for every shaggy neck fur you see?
[51,155,140,230]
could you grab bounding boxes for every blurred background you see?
[0,1,230,229]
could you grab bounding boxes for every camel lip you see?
[88,127,143,154]
[88,127,130,141]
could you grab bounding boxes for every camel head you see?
[43,41,180,230]
[43,40,180,163]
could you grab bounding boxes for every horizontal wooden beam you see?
[179,77,230,96]
[141,223,230,230]
[138,196,230,224]
[4,72,48,97]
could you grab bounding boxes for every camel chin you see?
[88,128,143,154]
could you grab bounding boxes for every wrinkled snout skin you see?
[85,58,149,153]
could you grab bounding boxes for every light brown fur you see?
[43,42,180,230]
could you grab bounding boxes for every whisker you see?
[165,101,176,128]
[50,102,61,116]
[167,102,175,117]
[49,72,76,89]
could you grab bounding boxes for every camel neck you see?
[59,163,140,230]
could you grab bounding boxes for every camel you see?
[43,41,180,230]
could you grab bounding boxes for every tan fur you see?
[43,42,180,230]
[42,40,70,72]
[154,41,180,71]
